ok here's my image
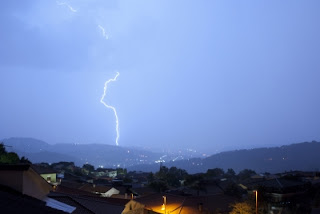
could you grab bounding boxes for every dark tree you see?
[149,180,168,192]
[20,156,32,164]
[230,201,255,214]
[237,169,256,181]
[51,162,75,171]
[0,152,20,164]
[123,175,133,183]
[167,167,187,187]
[0,143,6,155]
[184,173,205,186]
[185,173,206,195]
[147,172,154,183]
[224,183,244,198]
[226,168,236,178]
[0,144,29,164]
[156,166,169,179]
[83,164,95,172]
[38,162,50,168]
[117,168,127,175]
[206,168,224,177]
[151,166,188,190]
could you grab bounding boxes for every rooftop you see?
[0,184,66,214]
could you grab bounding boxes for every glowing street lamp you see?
[161,195,167,214]
[253,190,258,214]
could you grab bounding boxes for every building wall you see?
[0,167,52,200]
[101,187,120,197]
[40,173,57,183]
[0,170,24,192]
[122,200,145,214]
[23,169,52,200]
[108,171,117,178]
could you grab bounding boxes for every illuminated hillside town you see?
[1,141,320,213]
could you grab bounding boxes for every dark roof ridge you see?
[49,195,95,214]
[0,164,31,171]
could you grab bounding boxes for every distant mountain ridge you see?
[202,141,320,173]
[2,138,319,174]
[1,137,163,168]
[129,141,320,174]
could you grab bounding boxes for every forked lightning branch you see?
[100,72,120,146]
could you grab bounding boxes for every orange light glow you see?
[161,203,165,210]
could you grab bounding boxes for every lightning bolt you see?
[100,72,120,146]
[98,25,109,40]
[56,2,120,146]
[56,1,77,12]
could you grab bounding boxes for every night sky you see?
[1,1,320,154]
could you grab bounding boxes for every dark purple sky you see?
[1,1,320,154]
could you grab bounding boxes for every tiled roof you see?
[54,185,99,197]
[71,196,124,214]
[47,195,94,214]
[98,196,131,206]
[50,192,126,214]
[130,186,156,197]
[134,193,185,213]
[78,183,112,193]
[178,194,236,214]
[0,184,66,213]
[130,193,236,214]
[245,177,306,191]
[60,180,84,189]
[105,185,130,195]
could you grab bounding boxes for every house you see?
[94,168,118,178]
[51,180,130,213]
[49,192,126,214]
[49,193,127,214]
[0,164,76,213]
[0,184,66,214]
[177,194,236,214]
[242,177,311,213]
[244,177,308,200]
[0,164,132,213]
[131,186,156,197]
[0,164,53,200]
[108,170,118,178]
[122,193,185,214]
[101,187,120,197]
[122,193,236,214]
[32,164,59,184]
[78,183,113,194]
[50,183,130,213]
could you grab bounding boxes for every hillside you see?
[1,138,163,168]
[2,138,319,174]
[129,141,320,174]
[201,141,320,173]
